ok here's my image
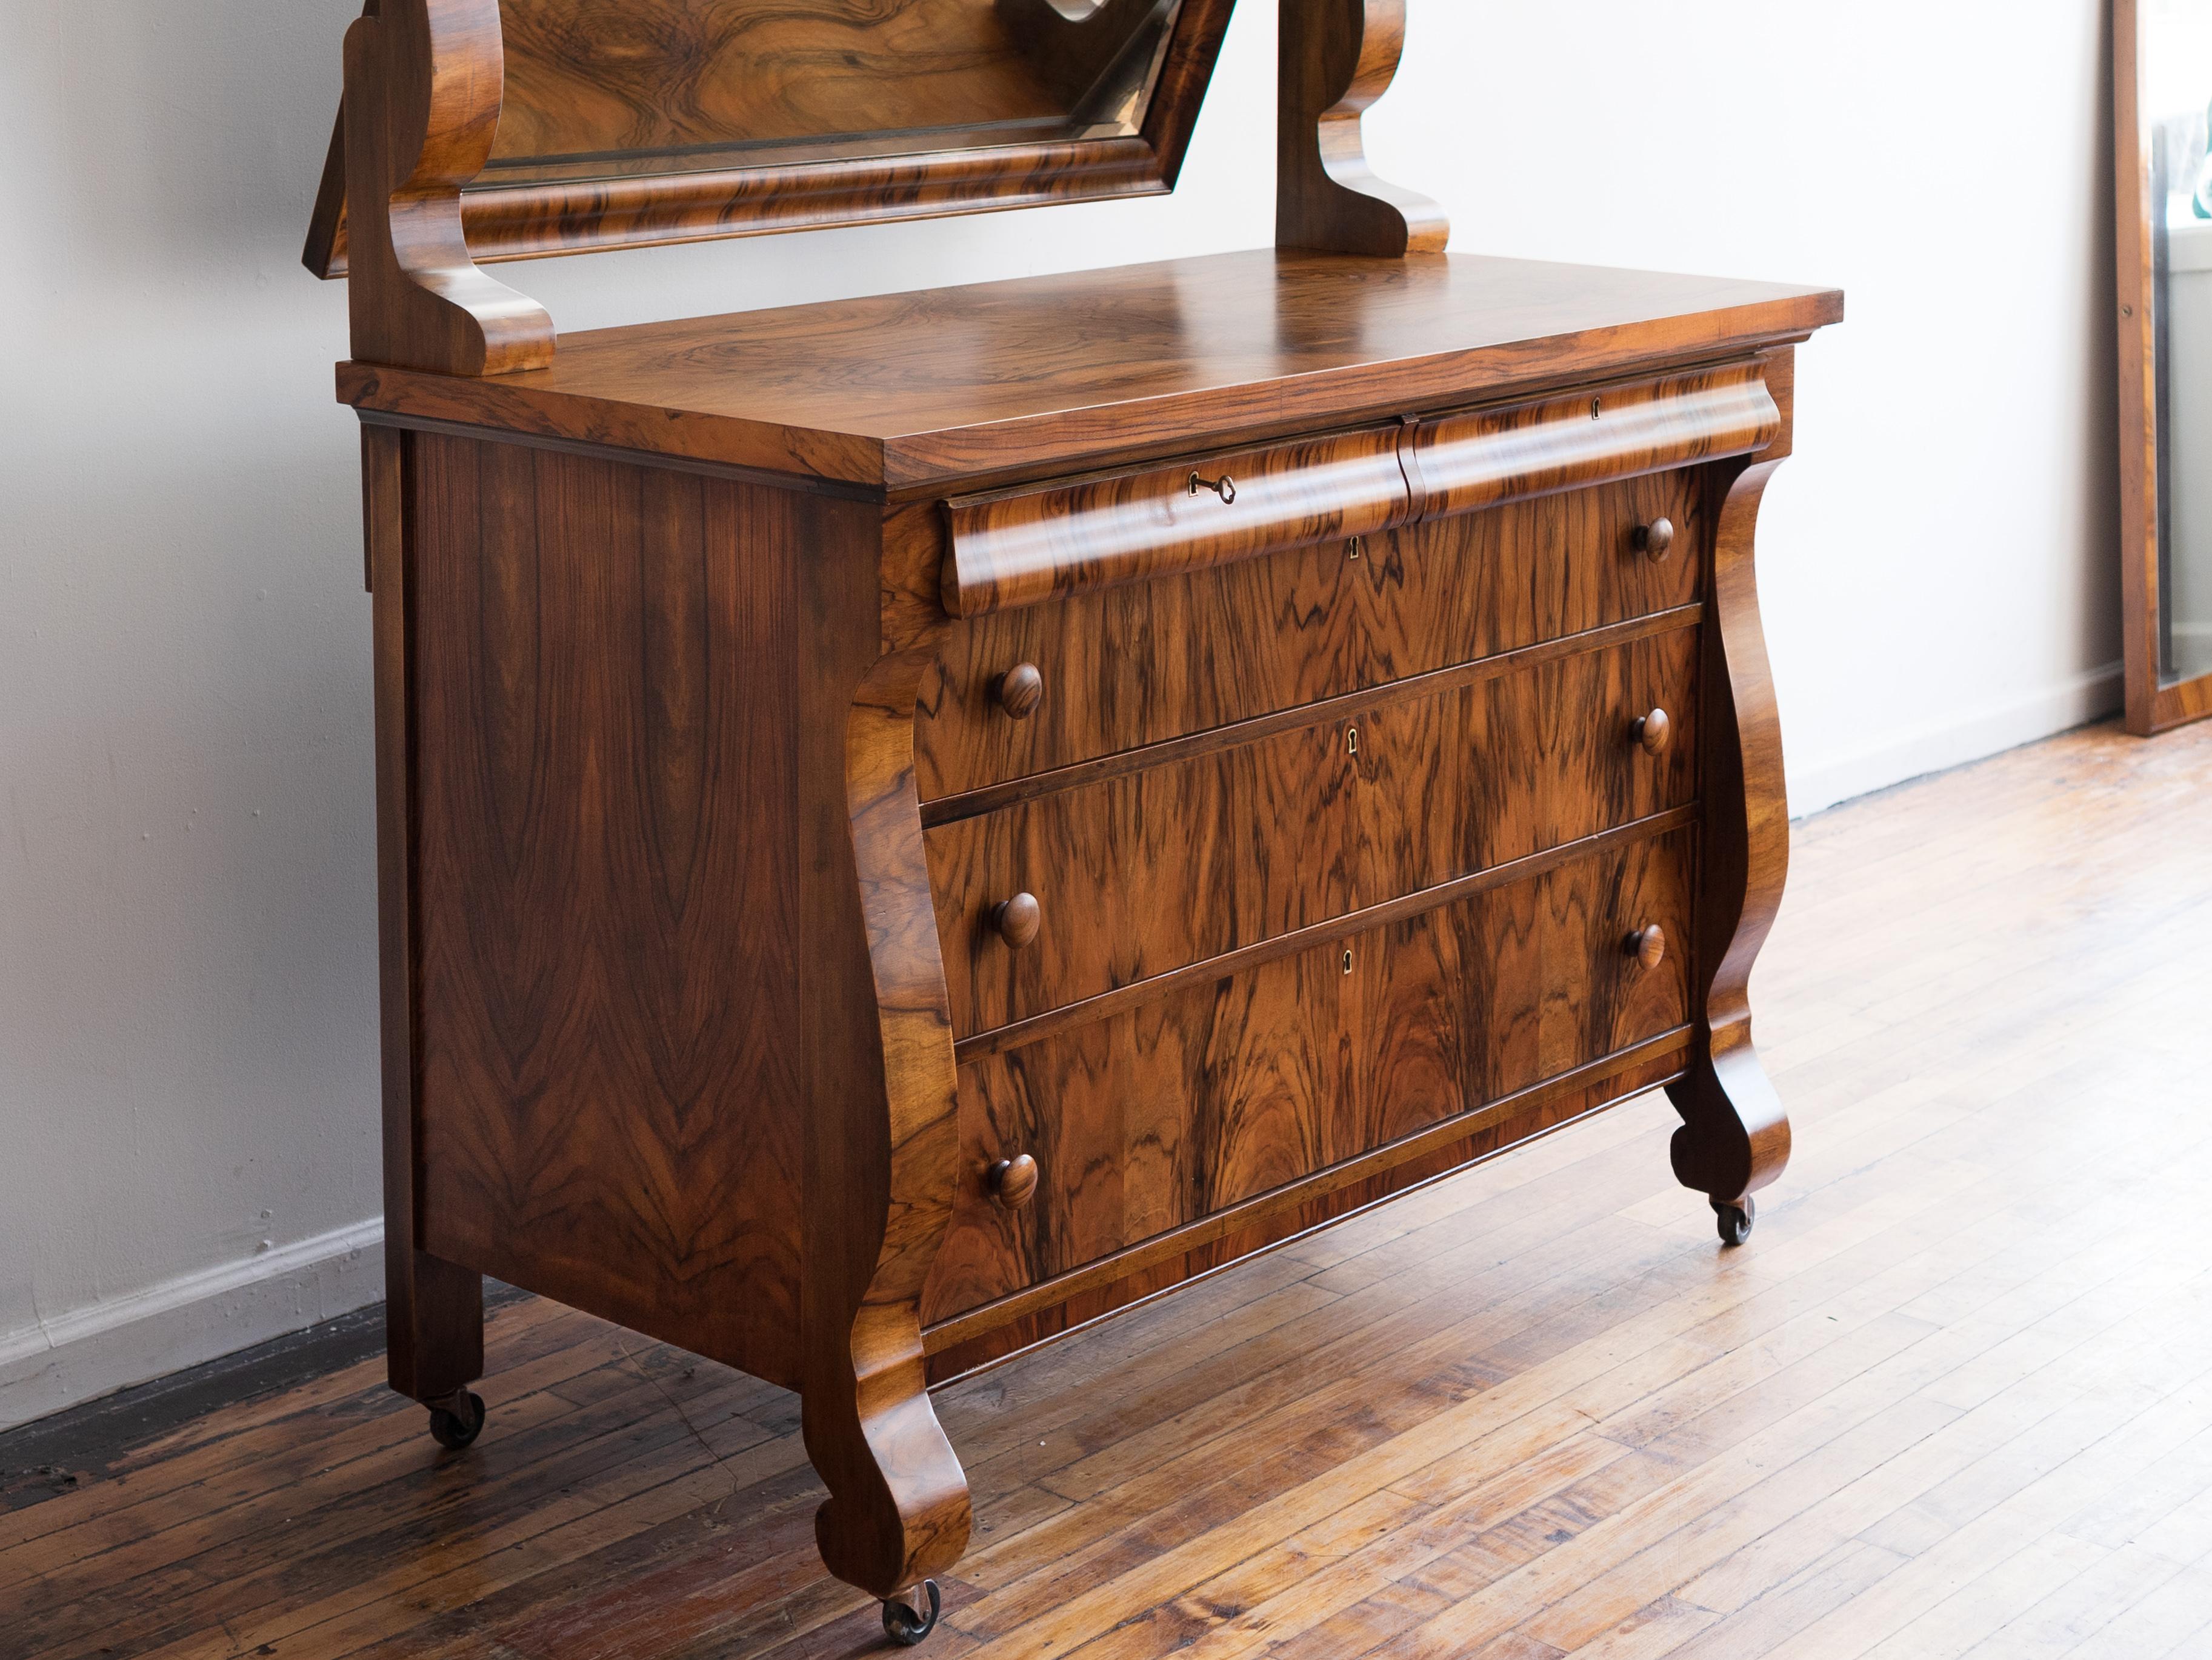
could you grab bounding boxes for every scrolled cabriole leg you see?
[801,647,972,1602]
[1669,435,1796,1242]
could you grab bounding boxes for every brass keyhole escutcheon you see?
[1347,536,1362,561]
[1346,726,1359,757]
[1591,396,1603,420]
[1342,948,1354,976]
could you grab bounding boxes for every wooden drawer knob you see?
[1631,708,1673,756]
[994,663,1045,720]
[992,892,1042,949]
[988,1154,1040,1211]
[1633,517,1676,562]
[1625,925,1667,970]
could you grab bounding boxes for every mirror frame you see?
[305,0,1238,279]
[2114,0,2212,733]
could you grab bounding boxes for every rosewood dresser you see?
[307,0,1841,1640]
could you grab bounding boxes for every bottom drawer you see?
[921,825,1696,1327]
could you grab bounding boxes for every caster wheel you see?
[427,1389,485,1450]
[1713,1196,1756,1247]
[882,1579,941,1647]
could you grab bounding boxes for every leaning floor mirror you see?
[2117,0,2212,732]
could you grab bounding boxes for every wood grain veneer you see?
[337,252,1842,488]
[930,628,1698,1038]
[925,826,1697,1328]
[405,431,816,1388]
[942,425,1413,617]
[920,467,1707,801]
[1410,362,1782,518]
[308,0,1236,279]
[1277,0,1448,257]
[325,7,1839,1609]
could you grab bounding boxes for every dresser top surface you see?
[339,249,1842,493]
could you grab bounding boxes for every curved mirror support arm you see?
[343,0,555,375]
[1277,0,1448,256]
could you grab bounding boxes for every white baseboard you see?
[1787,660,2126,818]
[0,1219,385,1433]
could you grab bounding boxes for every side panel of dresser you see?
[364,425,971,1600]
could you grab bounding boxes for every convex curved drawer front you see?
[921,827,1697,1325]
[941,424,1413,619]
[927,625,1698,1039]
[918,468,1705,802]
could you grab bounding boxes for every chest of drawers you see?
[342,250,1838,1615]
[316,0,1839,1630]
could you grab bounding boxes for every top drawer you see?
[942,425,1414,617]
[917,469,1705,802]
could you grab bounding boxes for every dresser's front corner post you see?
[341,0,555,375]
[1668,425,1796,1247]
[365,421,485,1438]
[1276,0,1450,256]
[799,642,971,1624]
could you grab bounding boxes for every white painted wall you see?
[0,0,2120,1428]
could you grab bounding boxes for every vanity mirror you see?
[304,0,1233,273]
[306,0,1839,1641]
[2116,0,2212,732]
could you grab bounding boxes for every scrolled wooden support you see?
[802,648,971,1602]
[342,0,555,375]
[1665,437,1795,1218]
[1278,0,1449,256]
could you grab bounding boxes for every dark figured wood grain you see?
[803,645,971,1603]
[1664,430,1794,1215]
[943,425,1412,616]
[927,628,1699,1041]
[1277,0,1448,256]
[366,422,485,1407]
[924,827,1696,1331]
[920,468,1708,799]
[924,1033,1688,1378]
[333,220,1839,1612]
[956,805,1697,1067]
[335,252,1844,488]
[340,0,555,375]
[1410,363,1781,519]
[306,0,1236,276]
[406,432,813,1388]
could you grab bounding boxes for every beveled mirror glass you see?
[306,0,1231,276]
[2117,0,2212,731]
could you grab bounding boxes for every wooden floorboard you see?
[5,717,2210,1659]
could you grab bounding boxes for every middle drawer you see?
[926,623,1699,1041]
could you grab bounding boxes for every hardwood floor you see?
[7,718,2211,1659]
